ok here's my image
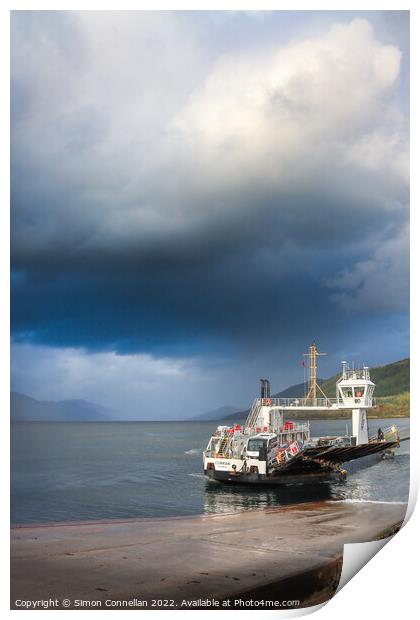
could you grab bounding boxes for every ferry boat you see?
[203,343,400,485]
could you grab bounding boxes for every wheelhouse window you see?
[342,387,353,398]
[247,438,267,452]
[354,386,365,398]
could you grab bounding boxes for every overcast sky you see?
[11,11,409,419]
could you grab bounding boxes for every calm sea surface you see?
[11,419,409,524]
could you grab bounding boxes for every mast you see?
[303,342,329,405]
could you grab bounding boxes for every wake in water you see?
[333,499,407,505]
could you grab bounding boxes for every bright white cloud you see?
[12,17,407,250]
[11,14,409,317]
[169,18,405,189]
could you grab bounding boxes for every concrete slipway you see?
[11,500,406,610]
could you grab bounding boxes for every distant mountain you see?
[221,358,410,421]
[218,406,249,423]
[191,405,241,421]
[272,379,326,399]
[11,392,114,422]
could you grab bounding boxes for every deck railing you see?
[250,396,376,409]
[368,424,398,443]
[253,397,341,408]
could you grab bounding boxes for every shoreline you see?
[11,500,407,610]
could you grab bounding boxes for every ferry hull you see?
[205,469,344,486]
[205,446,394,486]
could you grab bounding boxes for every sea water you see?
[11,418,409,524]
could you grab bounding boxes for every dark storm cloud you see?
[11,12,409,415]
